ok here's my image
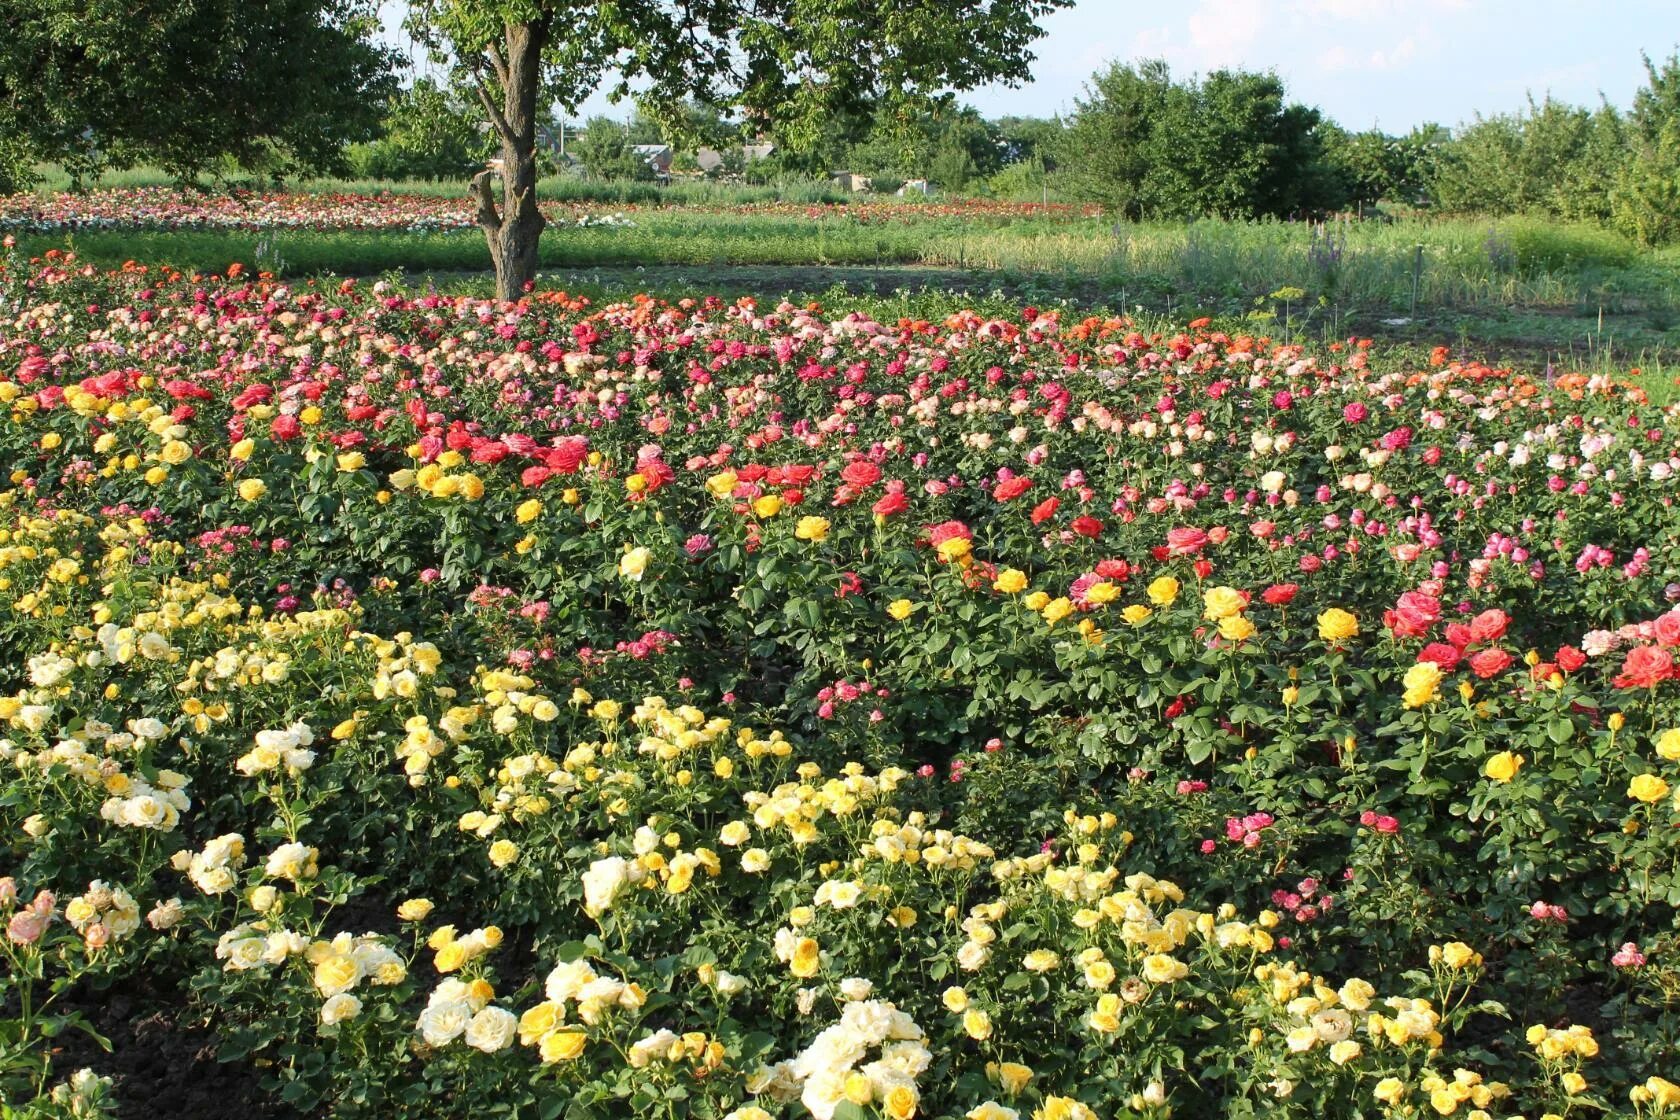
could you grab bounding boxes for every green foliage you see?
[1429,96,1626,222]
[1054,60,1347,220]
[1612,51,1680,246]
[346,78,493,181]
[0,0,398,192]
[572,117,656,182]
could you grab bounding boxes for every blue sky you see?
[957,0,1680,130]
[386,1,1680,132]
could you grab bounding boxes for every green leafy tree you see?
[349,77,492,180]
[572,115,655,181]
[994,115,1064,168]
[1429,96,1627,220]
[1056,60,1345,220]
[1613,50,1680,245]
[0,0,397,192]
[405,0,1070,299]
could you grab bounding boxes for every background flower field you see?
[2,248,1679,1119]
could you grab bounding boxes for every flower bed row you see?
[0,254,1678,1119]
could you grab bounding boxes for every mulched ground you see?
[48,979,297,1120]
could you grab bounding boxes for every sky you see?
[385,1,1680,133]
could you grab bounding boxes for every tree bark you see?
[474,19,547,302]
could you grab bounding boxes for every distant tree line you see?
[336,49,1680,243]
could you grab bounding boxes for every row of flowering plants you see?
[0,189,1099,236]
[0,247,1678,1118]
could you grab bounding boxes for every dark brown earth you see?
[48,979,298,1120]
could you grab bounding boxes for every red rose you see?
[1555,645,1587,673]
[1386,591,1441,639]
[1613,645,1674,689]
[1654,611,1680,648]
[1030,497,1060,525]
[1261,583,1299,606]
[1071,515,1103,538]
[992,476,1032,502]
[840,460,881,489]
[871,490,908,518]
[1166,527,1209,555]
[1469,648,1514,679]
[1417,643,1462,671]
[1443,622,1474,650]
[1468,609,1509,645]
[545,438,587,473]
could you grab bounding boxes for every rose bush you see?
[0,251,1679,1117]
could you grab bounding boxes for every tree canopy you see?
[402,0,1072,297]
[0,0,398,191]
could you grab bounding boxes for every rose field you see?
[3,247,1680,1120]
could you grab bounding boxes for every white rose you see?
[464,1006,517,1053]
[321,993,363,1025]
[417,999,472,1047]
[838,977,874,1001]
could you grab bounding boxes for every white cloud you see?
[1185,0,1269,67]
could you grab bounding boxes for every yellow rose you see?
[159,439,192,465]
[752,494,782,518]
[795,516,831,542]
[230,438,255,461]
[842,1072,875,1106]
[336,451,366,472]
[397,898,434,921]
[237,478,267,502]
[1629,773,1670,803]
[1438,941,1481,970]
[1023,591,1050,611]
[937,537,971,563]
[1140,953,1188,983]
[1656,729,1680,762]
[1218,615,1256,642]
[790,937,820,978]
[516,498,543,524]
[882,1084,919,1120]
[313,953,360,996]
[488,839,520,868]
[1042,597,1074,626]
[1201,586,1246,620]
[943,986,969,1012]
[995,1062,1033,1094]
[618,546,651,582]
[1373,1077,1405,1105]
[887,599,914,621]
[434,942,469,973]
[518,1002,559,1045]
[1146,576,1179,606]
[705,470,738,498]
[962,1008,993,1040]
[993,568,1028,594]
[1402,662,1443,709]
[539,1029,587,1063]
[1317,608,1358,643]
[1483,752,1524,783]
[1121,604,1152,626]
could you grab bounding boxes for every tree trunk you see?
[473,19,547,302]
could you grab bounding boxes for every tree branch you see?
[470,65,518,147]
[485,41,509,91]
